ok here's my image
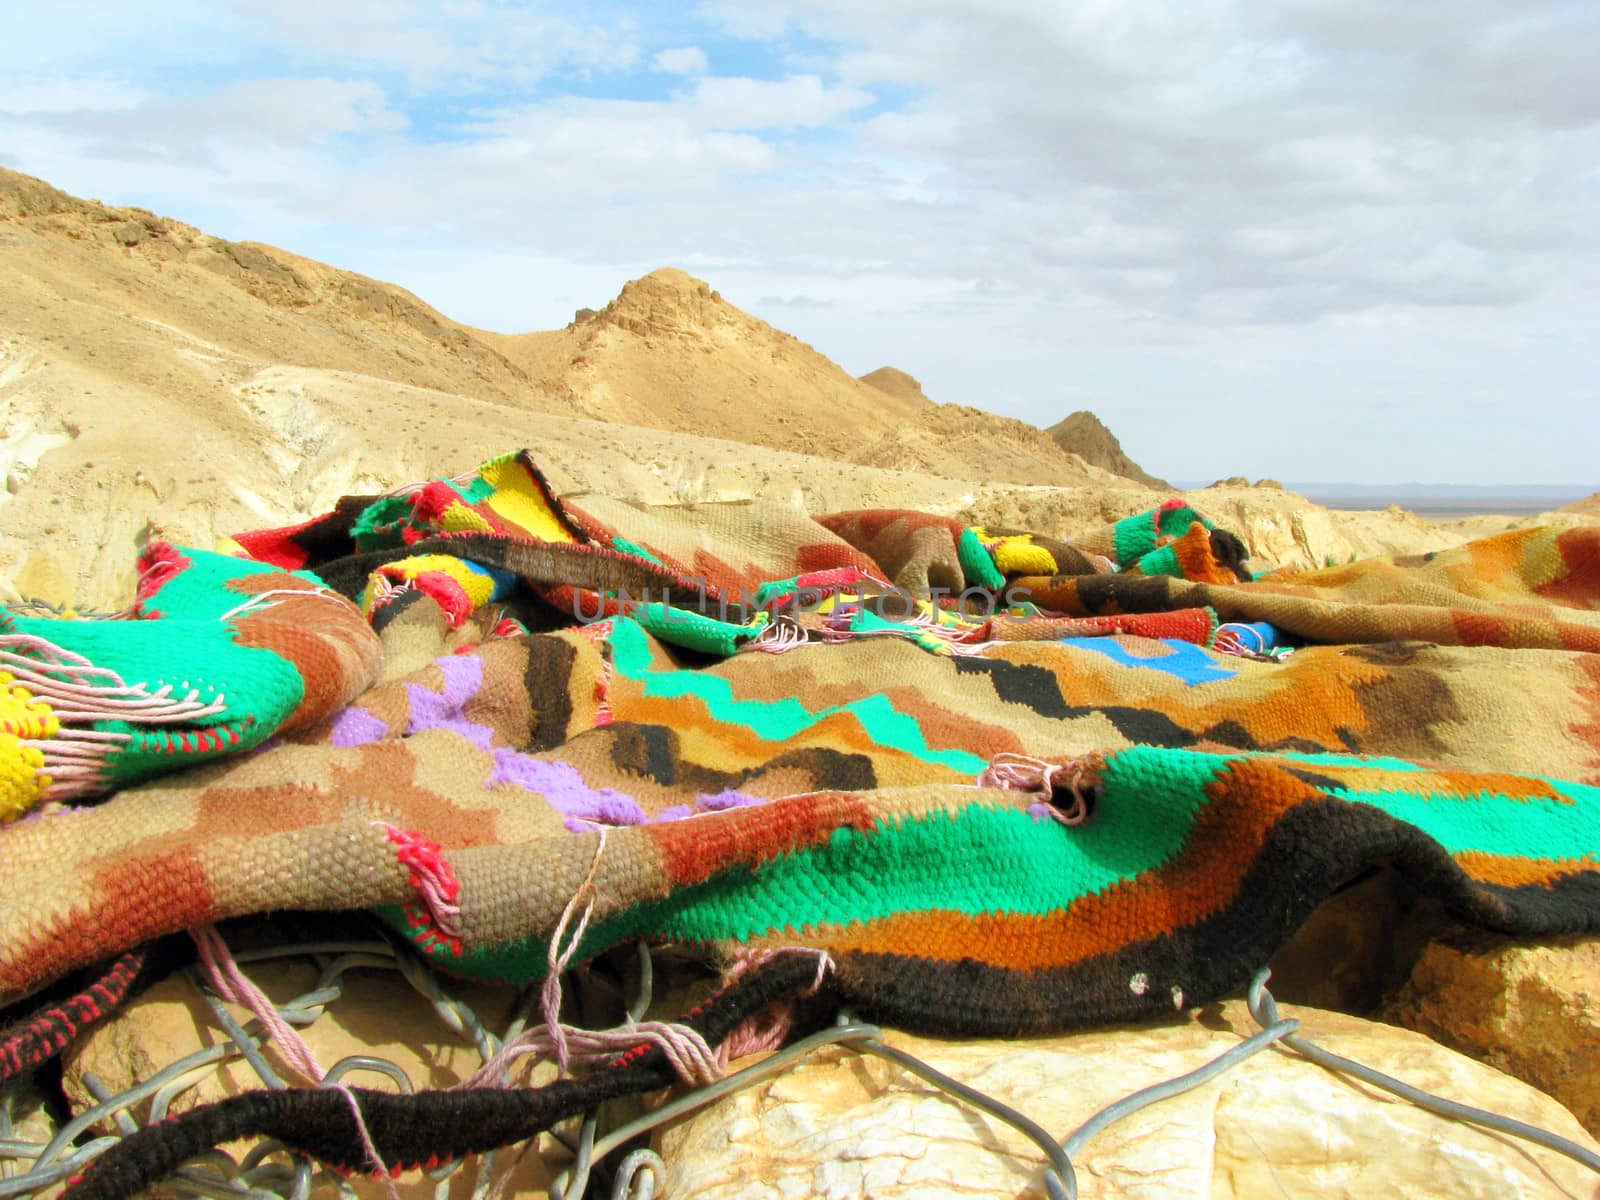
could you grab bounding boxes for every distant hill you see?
[849,403,1127,489]
[858,366,929,405]
[1047,411,1170,489]
[0,166,534,398]
[477,268,931,460]
[1565,491,1600,516]
[853,372,1126,488]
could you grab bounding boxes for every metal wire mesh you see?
[3,932,1598,1200]
[0,936,540,1200]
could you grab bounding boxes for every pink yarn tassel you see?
[1,635,229,723]
[190,924,398,1195]
[743,616,811,654]
[715,948,834,1068]
[976,753,1093,825]
[374,824,463,940]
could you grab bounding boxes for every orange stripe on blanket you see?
[773,757,1329,970]
[1454,851,1598,888]
[2,850,212,999]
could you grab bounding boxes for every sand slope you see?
[477,268,931,459]
[849,402,1117,487]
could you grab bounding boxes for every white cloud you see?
[688,74,872,129]
[0,79,151,115]
[2,0,1597,483]
[21,78,406,167]
[446,97,777,190]
[652,46,709,75]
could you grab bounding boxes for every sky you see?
[2,1,1596,487]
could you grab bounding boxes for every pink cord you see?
[0,636,229,723]
[744,617,810,654]
[466,945,834,1087]
[215,587,356,623]
[540,831,609,1075]
[191,925,327,1083]
[461,1018,722,1090]
[374,824,463,940]
[189,924,398,1195]
[976,753,1092,825]
[820,610,994,656]
[466,830,611,1085]
[716,1009,792,1067]
[1214,623,1267,657]
[715,948,835,1067]
[721,946,834,993]
[462,831,731,1091]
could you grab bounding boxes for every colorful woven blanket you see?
[3,451,1599,1198]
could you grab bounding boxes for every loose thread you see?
[215,587,356,624]
[542,832,608,1076]
[189,924,398,1197]
[190,925,327,1084]
[0,640,229,723]
[1213,622,1294,662]
[374,824,463,940]
[460,834,728,1091]
[820,606,992,655]
[976,753,1093,825]
[716,948,835,1068]
[744,616,811,655]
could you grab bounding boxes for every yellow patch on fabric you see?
[479,456,575,544]
[380,555,496,606]
[1520,529,1572,594]
[971,527,1057,576]
[436,502,497,534]
[1,677,56,822]
[994,541,1057,576]
[1,677,59,740]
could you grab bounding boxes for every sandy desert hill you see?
[1563,491,1600,516]
[1048,411,1173,489]
[858,366,927,404]
[846,394,1120,488]
[2,166,1591,610]
[476,269,932,460]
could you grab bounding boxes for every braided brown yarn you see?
[63,953,829,1200]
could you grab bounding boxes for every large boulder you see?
[44,947,1600,1199]
[1265,870,1452,1014]
[1384,933,1600,1138]
[663,1000,1599,1199]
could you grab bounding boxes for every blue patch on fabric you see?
[1218,621,1282,652]
[1063,637,1237,686]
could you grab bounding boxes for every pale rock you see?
[0,1077,59,1178]
[661,1001,1600,1199]
[1384,933,1600,1137]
